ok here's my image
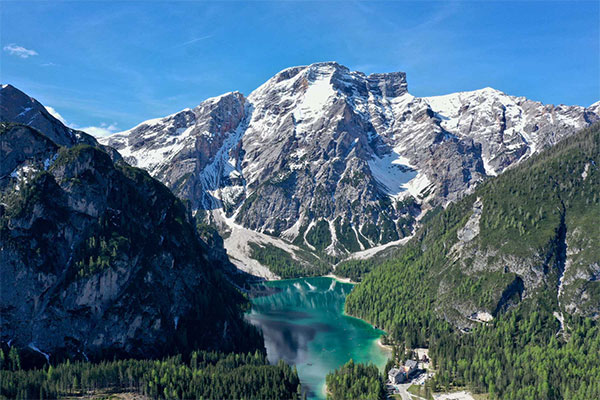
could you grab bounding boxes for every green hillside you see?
[345,124,600,399]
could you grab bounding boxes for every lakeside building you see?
[388,360,419,384]
[404,359,418,374]
[388,368,405,384]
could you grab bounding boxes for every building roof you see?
[388,368,402,377]
[405,360,418,369]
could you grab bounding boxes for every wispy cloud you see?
[45,106,68,124]
[176,35,213,48]
[3,44,38,58]
[41,62,59,67]
[45,105,118,137]
[80,122,119,137]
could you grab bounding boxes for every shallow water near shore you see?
[246,276,390,399]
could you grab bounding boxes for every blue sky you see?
[2,1,598,136]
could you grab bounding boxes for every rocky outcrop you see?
[0,95,263,363]
[0,84,98,148]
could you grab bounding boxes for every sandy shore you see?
[376,338,394,352]
[323,273,357,284]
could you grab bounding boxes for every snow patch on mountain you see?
[405,172,433,200]
[293,72,335,124]
[28,343,50,363]
[121,125,193,171]
[326,219,339,254]
[368,151,418,197]
[97,62,599,270]
[200,120,247,208]
[481,155,498,177]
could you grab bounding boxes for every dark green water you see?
[246,277,390,399]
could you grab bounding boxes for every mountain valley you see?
[1,66,599,400]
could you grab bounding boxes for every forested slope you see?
[345,124,600,399]
[325,360,385,400]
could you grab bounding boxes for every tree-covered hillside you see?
[345,124,600,399]
[0,125,264,361]
[325,359,385,400]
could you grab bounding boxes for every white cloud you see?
[45,104,118,137]
[176,35,213,47]
[3,44,38,58]
[45,106,68,124]
[81,123,119,137]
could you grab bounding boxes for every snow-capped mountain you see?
[423,88,599,177]
[100,62,599,274]
[102,91,247,211]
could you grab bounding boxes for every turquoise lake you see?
[246,276,390,399]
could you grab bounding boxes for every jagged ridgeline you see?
[99,62,599,278]
[344,124,600,399]
[0,106,263,363]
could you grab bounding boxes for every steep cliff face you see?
[103,92,247,211]
[0,93,263,363]
[99,63,599,275]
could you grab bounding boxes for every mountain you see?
[0,86,263,364]
[344,124,600,399]
[346,123,600,325]
[99,62,599,277]
[0,84,98,148]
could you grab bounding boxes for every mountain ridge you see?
[0,86,264,363]
[84,63,600,276]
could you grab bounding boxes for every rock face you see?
[440,125,600,325]
[0,84,98,148]
[0,88,262,363]
[98,62,599,271]
[103,92,247,211]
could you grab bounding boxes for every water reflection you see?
[246,316,315,364]
[247,277,389,400]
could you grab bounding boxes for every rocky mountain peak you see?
[1,90,263,361]
[588,100,600,116]
[248,62,409,119]
[96,64,599,276]
[366,71,408,98]
[0,84,100,149]
[1,84,75,147]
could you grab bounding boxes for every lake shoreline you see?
[323,273,357,284]
[263,274,357,284]
[376,338,394,352]
[249,276,390,399]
